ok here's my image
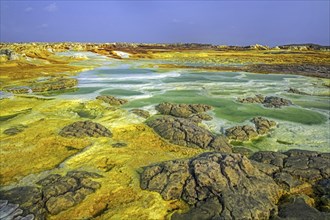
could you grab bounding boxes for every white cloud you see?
[45,3,58,12]
[24,7,33,12]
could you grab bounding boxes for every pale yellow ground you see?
[135,49,330,65]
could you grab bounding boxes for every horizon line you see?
[1,41,329,47]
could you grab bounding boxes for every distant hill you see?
[278,43,330,50]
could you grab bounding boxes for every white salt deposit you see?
[113,51,130,58]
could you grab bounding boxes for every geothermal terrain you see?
[0,43,329,220]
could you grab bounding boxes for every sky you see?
[0,0,329,46]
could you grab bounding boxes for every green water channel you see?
[54,56,330,152]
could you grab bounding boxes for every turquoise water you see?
[56,56,330,152]
[124,90,327,125]
[100,89,144,96]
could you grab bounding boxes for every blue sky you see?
[1,1,329,46]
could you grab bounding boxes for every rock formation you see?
[238,95,292,108]
[140,149,330,219]
[130,109,150,119]
[275,195,330,220]
[96,95,128,105]
[250,149,330,192]
[155,103,213,121]
[250,149,330,219]
[0,200,34,220]
[0,49,19,61]
[287,87,309,95]
[147,116,232,152]
[225,117,276,141]
[141,152,281,219]
[251,116,277,134]
[0,171,102,219]
[59,121,112,138]
[3,125,26,136]
[225,125,258,141]
[263,96,293,108]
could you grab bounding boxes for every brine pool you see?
[50,58,330,153]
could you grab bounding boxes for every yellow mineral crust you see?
[132,49,330,65]
[0,44,97,90]
[0,96,204,219]
[51,124,203,220]
[0,97,93,184]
